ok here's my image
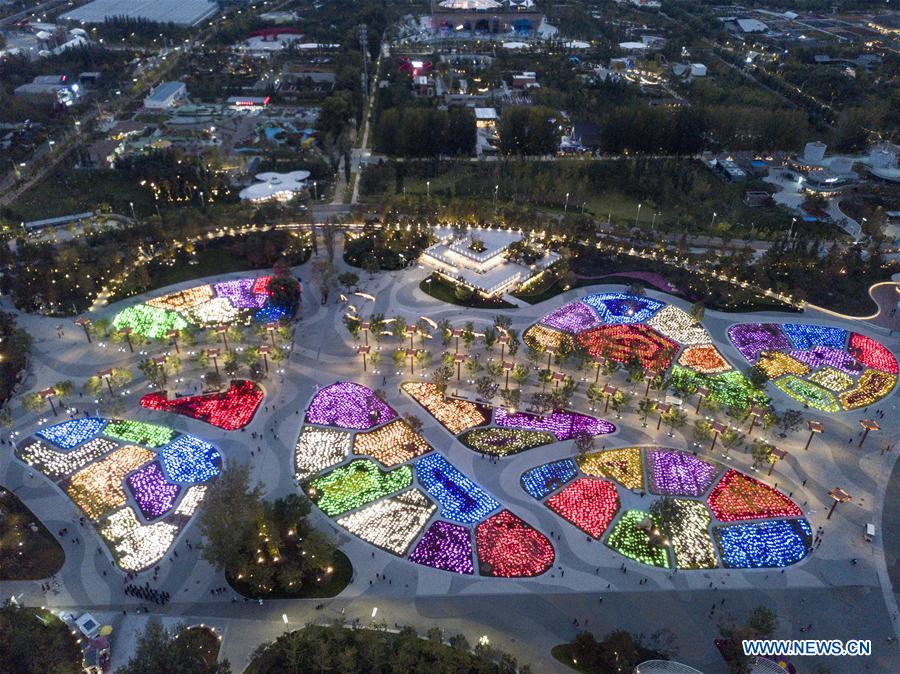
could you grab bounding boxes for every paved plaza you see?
[1,243,899,673]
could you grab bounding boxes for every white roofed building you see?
[61,0,218,26]
[239,171,311,203]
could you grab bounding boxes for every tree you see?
[529,391,554,416]
[0,602,81,674]
[310,259,335,305]
[663,407,687,435]
[475,376,498,402]
[689,302,705,323]
[718,606,778,674]
[750,438,774,470]
[115,620,231,674]
[780,409,803,434]
[511,364,530,387]
[197,464,265,572]
[338,272,359,289]
[500,387,521,410]
[638,398,657,427]
[573,431,595,456]
[431,365,452,396]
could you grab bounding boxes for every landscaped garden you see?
[141,380,264,430]
[0,487,65,580]
[521,446,812,570]
[296,381,554,577]
[16,417,221,571]
[728,323,897,412]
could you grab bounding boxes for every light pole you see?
[38,388,58,416]
[97,368,114,396]
[357,345,371,372]
[827,487,851,520]
[602,384,617,414]
[266,323,278,348]
[859,419,879,448]
[493,184,499,208]
[709,421,727,453]
[129,201,136,221]
[652,212,659,230]
[120,327,134,353]
[215,325,229,351]
[207,349,221,377]
[406,348,419,375]
[747,405,766,434]
[805,420,823,450]
[656,402,671,431]
[695,386,709,414]
[167,329,180,354]
[426,181,430,198]
[502,361,514,390]
[361,321,370,346]
[453,353,466,382]
[152,355,168,385]
[767,447,786,476]
[313,181,317,200]
[564,192,570,213]
[788,217,796,240]
[74,317,92,343]
[259,345,271,373]
[634,203,642,227]
[710,211,717,229]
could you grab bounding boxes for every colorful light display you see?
[755,350,810,379]
[577,448,643,490]
[789,347,863,375]
[213,278,269,309]
[17,438,118,480]
[310,460,412,516]
[520,460,578,499]
[336,489,435,555]
[185,297,243,326]
[577,324,678,371]
[849,332,898,374]
[409,520,474,574]
[127,461,181,520]
[605,510,670,568]
[727,323,791,362]
[494,408,615,441]
[459,428,555,456]
[666,499,717,569]
[773,375,839,413]
[581,293,664,324]
[840,370,897,410]
[140,380,264,430]
[540,302,602,334]
[807,367,853,392]
[715,518,812,568]
[173,485,207,517]
[37,418,107,449]
[104,420,177,448]
[253,305,289,323]
[647,449,718,497]
[707,469,802,522]
[146,285,214,312]
[112,304,190,341]
[416,454,500,524]
[158,435,222,483]
[353,419,433,466]
[782,324,847,351]
[475,510,554,577]
[251,276,272,295]
[522,324,575,354]
[646,305,711,345]
[678,345,732,374]
[546,478,620,538]
[100,506,179,572]
[305,382,397,430]
[402,382,491,434]
[294,427,351,480]
[669,366,769,409]
[67,445,156,518]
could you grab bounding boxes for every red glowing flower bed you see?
[141,380,264,431]
[475,510,554,577]
[251,276,272,296]
[849,332,898,374]
[546,478,620,538]
[577,324,678,371]
[707,469,801,522]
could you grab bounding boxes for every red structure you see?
[141,380,264,430]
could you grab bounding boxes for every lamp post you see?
[502,360,514,390]
[406,325,417,350]
[552,371,566,390]
[709,421,727,453]
[265,323,279,348]
[498,333,509,361]
[207,349,221,377]
[634,202,642,228]
[602,384,618,414]
[493,184,499,208]
[747,405,766,435]
[38,387,58,416]
[120,327,134,353]
[74,317,92,343]
[167,329,180,354]
[710,211,717,229]
[546,348,555,370]
[593,359,604,384]
[152,355,168,385]
[357,345,371,372]
[361,321,371,346]
[426,180,430,198]
[695,386,709,414]
[827,487,851,520]
[97,368,114,396]
[656,402,671,431]
[129,201,136,221]
[768,447,787,476]
[644,370,658,398]
[805,420,823,451]
[259,345,271,372]
[858,419,879,448]
[452,328,463,354]
[453,353,467,382]
[564,192,570,213]
[215,325,230,351]
[405,348,419,375]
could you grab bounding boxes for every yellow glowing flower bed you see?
[578,447,644,490]
[402,382,491,435]
[66,445,155,518]
[353,420,433,466]
[756,350,810,380]
[522,324,575,354]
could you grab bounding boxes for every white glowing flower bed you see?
[336,489,436,555]
[294,427,351,479]
[646,305,711,345]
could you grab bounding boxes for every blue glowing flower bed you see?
[416,454,499,524]
[520,460,578,499]
[37,418,107,450]
[581,293,664,325]
[715,518,812,568]
[158,435,222,484]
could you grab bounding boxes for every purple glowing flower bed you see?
[789,347,862,375]
[408,520,473,574]
[128,461,181,520]
[728,323,791,362]
[213,279,268,309]
[541,302,601,334]
[305,382,397,430]
[648,449,719,497]
[494,408,615,441]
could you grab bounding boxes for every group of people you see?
[125,582,170,605]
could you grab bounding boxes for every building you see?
[431,0,542,34]
[511,71,538,88]
[239,171,311,203]
[61,0,218,27]
[226,95,270,109]
[709,157,746,182]
[736,18,768,33]
[474,107,498,128]
[14,75,81,106]
[235,28,305,58]
[143,81,186,109]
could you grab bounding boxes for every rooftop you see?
[62,0,218,26]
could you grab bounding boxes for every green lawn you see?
[420,273,515,309]
[227,549,353,599]
[0,488,65,580]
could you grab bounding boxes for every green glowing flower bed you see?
[774,375,839,413]
[605,510,670,568]
[459,428,555,456]
[103,420,177,447]
[309,460,413,517]
[669,365,768,409]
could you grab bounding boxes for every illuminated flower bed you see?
[305,382,396,430]
[459,428,554,456]
[789,347,863,375]
[647,449,718,497]
[715,518,812,568]
[669,366,769,409]
[254,305,289,323]
[667,500,717,569]
[494,408,615,441]
[577,324,678,371]
[783,324,847,350]
[409,520,474,574]
[475,510,554,577]
[127,461,181,521]
[251,276,272,295]
[774,376,839,413]
[141,380,264,431]
[185,297,243,325]
[540,302,602,334]
[353,420,433,466]
[646,305,710,345]
[294,427,351,479]
[309,460,412,516]
[112,304,190,341]
[521,459,578,499]
[522,324,574,354]
[755,351,810,379]
[100,506,179,572]
[66,445,156,518]
[581,293,663,324]
[158,436,221,483]
[727,323,791,362]
[37,418,106,450]
[174,485,207,517]
[336,489,435,555]
[577,448,643,490]
[546,478,620,538]
[678,345,731,374]
[17,438,118,481]
[146,285,214,311]
[840,370,897,410]
[605,510,670,568]
[402,382,491,434]
[849,332,898,374]
[807,367,854,392]
[416,454,500,524]
[105,420,177,448]
[707,469,802,522]
[213,278,269,309]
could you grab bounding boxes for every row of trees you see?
[376,107,476,158]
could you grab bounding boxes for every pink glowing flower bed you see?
[141,380,263,430]
[546,478,620,538]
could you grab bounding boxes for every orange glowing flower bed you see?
[678,345,731,374]
[577,324,678,371]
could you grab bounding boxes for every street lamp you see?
[452,328,463,354]
[38,387,58,416]
[602,384,618,414]
[709,421,727,453]
[858,419,879,448]
[405,324,417,350]
[167,329,180,354]
[97,368,114,396]
[502,360,514,390]
[426,181,430,198]
[643,370,658,398]
[767,447,787,476]
[360,321,371,346]
[827,487,851,520]
[120,327,134,353]
[710,211,717,229]
[747,405,766,434]
[357,345,371,372]
[493,184,499,208]
[259,344,271,372]
[405,348,419,375]
[129,201,136,221]
[656,402,671,431]
[215,325,230,351]
[206,349,221,377]
[265,323,279,348]
[453,353,467,382]
[635,203,642,227]
[695,386,709,414]
[788,217,796,240]
[74,317,92,343]
[564,192,570,213]
[498,333,509,361]
[152,355,168,385]
[805,420,823,450]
